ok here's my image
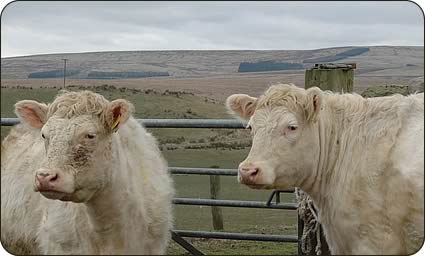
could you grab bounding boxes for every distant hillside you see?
[1,46,423,80]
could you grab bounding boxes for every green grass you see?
[360,84,415,98]
[1,86,298,255]
[167,236,298,255]
[161,148,248,169]
[0,86,229,118]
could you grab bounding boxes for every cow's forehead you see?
[251,106,298,127]
[45,115,100,133]
[250,107,276,127]
[254,85,307,120]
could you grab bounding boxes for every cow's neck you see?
[296,95,359,254]
[85,137,122,234]
[84,137,127,251]
[86,184,121,233]
[84,130,149,253]
[301,94,365,214]
[85,183,126,253]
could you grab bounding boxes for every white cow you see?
[226,84,424,255]
[1,90,174,254]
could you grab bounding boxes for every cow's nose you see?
[34,169,59,191]
[238,164,260,184]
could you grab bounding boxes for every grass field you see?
[1,86,298,255]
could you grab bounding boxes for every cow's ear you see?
[226,94,258,121]
[109,99,135,132]
[304,87,323,123]
[15,100,48,129]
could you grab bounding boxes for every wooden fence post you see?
[305,63,355,93]
[298,63,356,255]
[209,166,224,231]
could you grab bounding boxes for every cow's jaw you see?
[39,190,68,200]
[39,188,95,202]
[238,174,278,190]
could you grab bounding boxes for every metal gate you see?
[1,118,302,255]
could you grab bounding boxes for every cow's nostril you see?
[50,174,58,182]
[240,167,260,176]
[36,172,58,183]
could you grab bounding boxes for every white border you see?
[0,0,424,255]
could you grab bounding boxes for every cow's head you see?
[226,84,322,190]
[15,90,134,202]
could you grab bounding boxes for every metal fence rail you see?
[1,117,300,255]
[170,167,238,176]
[174,230,298,243]
[173,198,297,210]
[1,118,19,126]
[1,118,247,128]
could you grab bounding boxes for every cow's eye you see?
[41,133,46,139]
[85,134,96,139]
[288,125,298,131]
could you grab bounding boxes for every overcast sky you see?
[1,1,424,57]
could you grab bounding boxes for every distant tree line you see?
[303,47,369,63]
[87,71,169,79]
[28,69,80,78]
[28,70,170,79]
[238,61,304,73]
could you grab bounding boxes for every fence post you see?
[210,166,224,231]
[298,63,355,255]
[305,63,355,93]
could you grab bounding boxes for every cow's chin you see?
[238,174,276,190]
[39,190,68,200]
[239,179,276,190]
[39,189,93,203]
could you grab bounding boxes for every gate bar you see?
[1,118,247,128]
[174,230,298,243]
[173,198,298,210]
[170,167,238,176]
[266,189,295,206]
[171,231,205,256]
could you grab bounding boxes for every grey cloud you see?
[1,1,423,57]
